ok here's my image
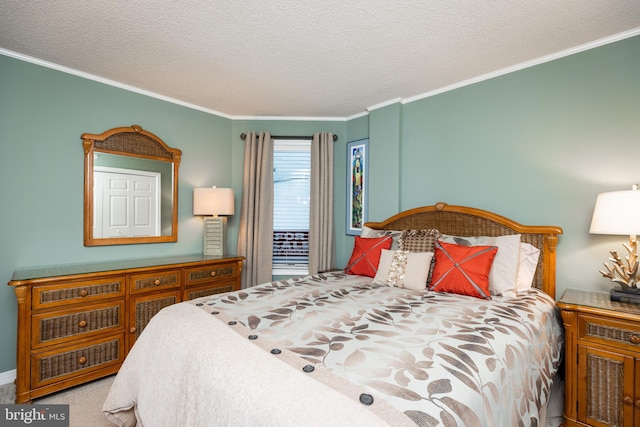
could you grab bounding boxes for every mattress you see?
[103,272,563,426]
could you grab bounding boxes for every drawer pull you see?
[78,320,87,328]
[154,279,161,286]
[624,395,633,405]
[130,326,137,334]
[210,271,217,277]
[636,399,640,409]
[78,356,87,365]
[79,289,89,297]
[630,334,640,344]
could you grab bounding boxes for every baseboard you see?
[0,370,16,386]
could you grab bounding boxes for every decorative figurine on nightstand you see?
[590,184,640,302]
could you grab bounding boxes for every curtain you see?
[237,131,273,288]
[308,132,335,274]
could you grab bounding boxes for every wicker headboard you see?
[364,202,563,299]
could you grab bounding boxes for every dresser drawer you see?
[32,301,125,349]
[33,276,125,310]
[578,313,640,352]
[184,282,236,301]
[32,333,125,388]
[129,269,181,294]
[129,290,180,345]
[185,263,239,287]
[9,255,244,403]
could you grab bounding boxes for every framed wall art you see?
[346,138,368,235]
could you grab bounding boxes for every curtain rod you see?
[240,133,338,141]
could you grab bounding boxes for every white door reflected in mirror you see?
[94,167,161,238]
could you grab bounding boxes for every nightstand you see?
[558,289,640,427]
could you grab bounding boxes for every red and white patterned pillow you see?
[429,241,498,299]
[344,236,392,277]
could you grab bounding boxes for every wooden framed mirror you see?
[82,125,182,246]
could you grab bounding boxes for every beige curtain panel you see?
[237,131,274,288]
[238,130,335,287]
[309,132,335,274]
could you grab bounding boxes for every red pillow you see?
[345,236,392,277]
[429,241,497,299]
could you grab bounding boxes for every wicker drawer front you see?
[185,263,238,287]
[32,334,125,388]
[578,314,640,352]
[577,346,632,427]
[184,282,235,301]
[130,269,181,294]
[33,276,125,310]
[131,291,180,342]
[32,301,125,349]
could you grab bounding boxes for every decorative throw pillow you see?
[398,229,441,252]
[430,241,498,299]
[360,225,402,250]
[344,236,392,277]
[373,249,434,291]
[517,242,540,292]
[439,234,521,296]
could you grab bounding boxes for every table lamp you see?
[193,187,234,256]
[589,185,640,301]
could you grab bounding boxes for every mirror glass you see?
[93,153,174,238]
[83,125,181,246]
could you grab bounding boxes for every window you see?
[272,139,311,275]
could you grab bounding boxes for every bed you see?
[103,202,564,427]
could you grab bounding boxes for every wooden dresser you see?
[558,288,640,427]
[8,254,243,404]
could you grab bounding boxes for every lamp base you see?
[610,287,640,304]
[203,216,226,256]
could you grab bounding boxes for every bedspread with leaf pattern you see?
[189,272,563,426]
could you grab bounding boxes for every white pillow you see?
[517,242,540,292]
[361,225,402,250]
[439,234,521,296]
[373,249,433,291]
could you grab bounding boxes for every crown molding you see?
[345,110,370,120]
[3,27,639,122]
[366,98,403,112]
[0,47,235,120]
[401,27,640,106]
[231,115,347,122]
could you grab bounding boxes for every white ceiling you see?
[1,1,639,119]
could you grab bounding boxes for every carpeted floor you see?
[0,376,115,427]
[1,375,564,426]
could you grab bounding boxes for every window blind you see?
[273,140,310,265]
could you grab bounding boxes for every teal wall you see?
[1,34,639,374]
[0,55,235,374]
[369,104,402,220]
[364,35,640,305]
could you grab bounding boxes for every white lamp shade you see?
[193,187,234,216]
[590,189,640,235]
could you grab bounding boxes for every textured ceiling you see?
[1,1,639,119]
